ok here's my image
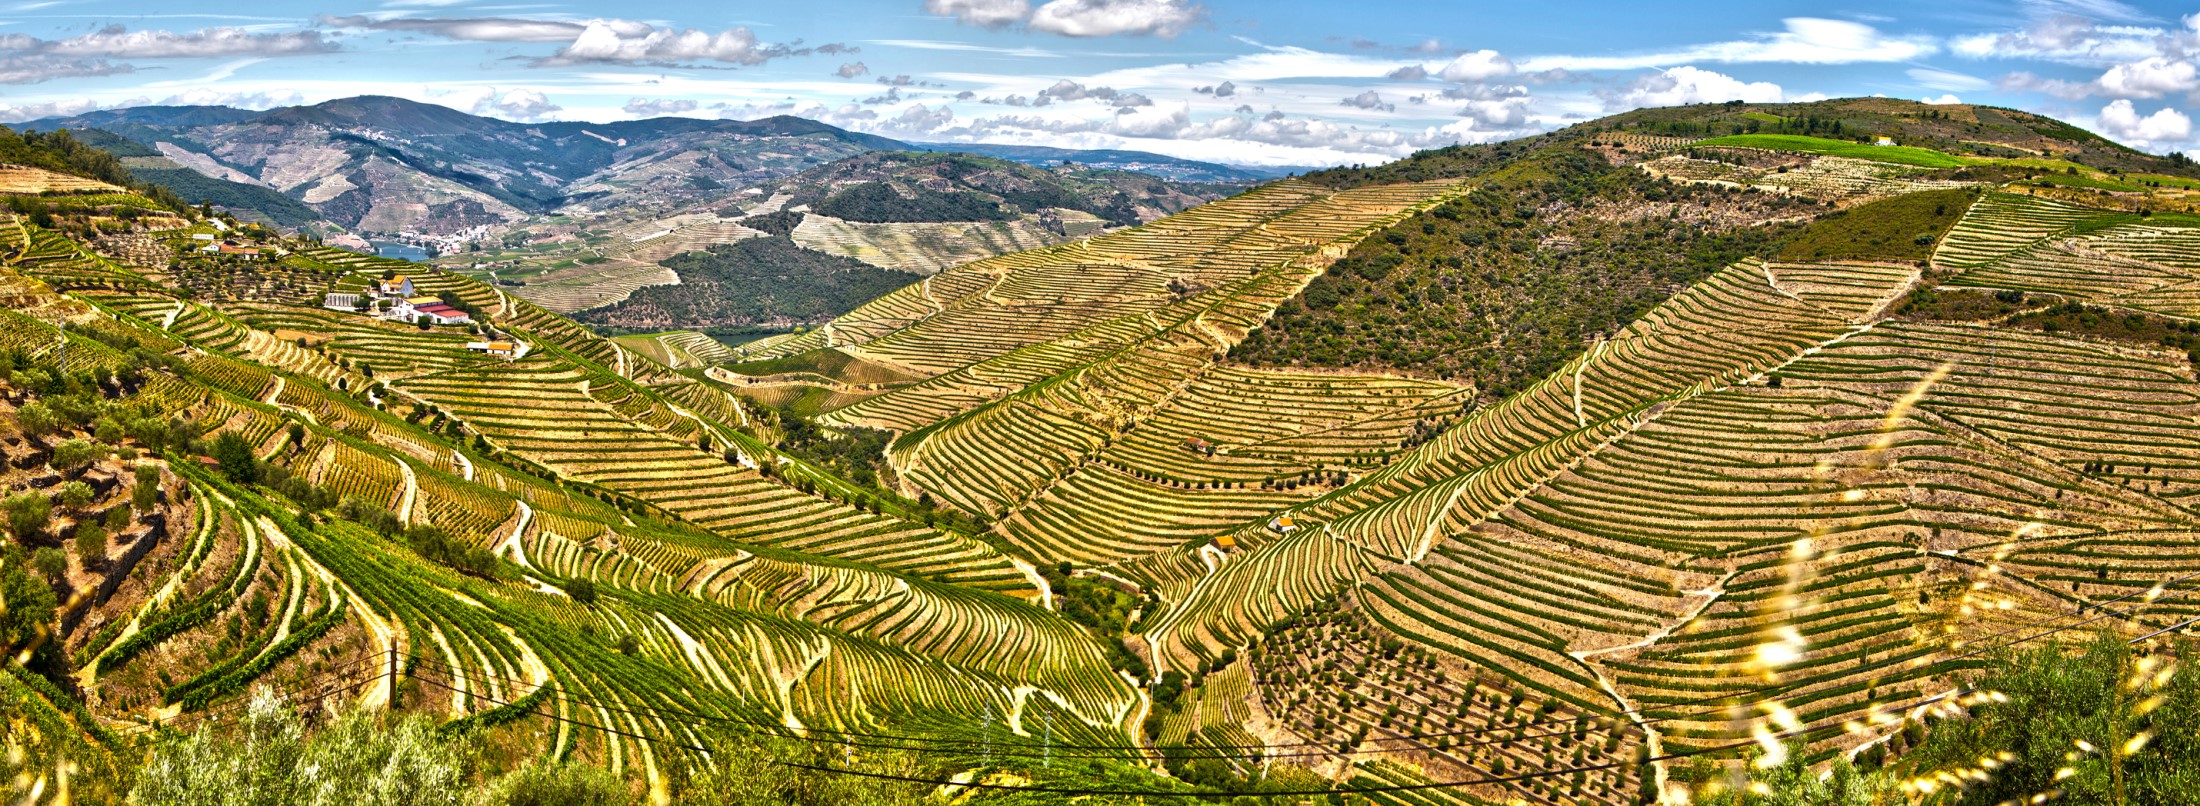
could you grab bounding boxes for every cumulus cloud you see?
[925,0,1203,38]
[1386,64,1428,81]
[1341,90,1393,112]
[878,74,917,86]
[1439,50,1513,82]
[1194,80,1237,97]
[1038,79,1149,105]
[923,0,1031,29]
[1529,18,1934,72]
[469,88,561,122]
[2097,98,2192,147]
[1922,94,1964,105]
[623,97,699,116]
[0,96,139,123]
[836,61,869,78]
[1602,66,1785,110]
[1998,69,2100,98]
[2097,55,2198,98]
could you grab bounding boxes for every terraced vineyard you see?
[7,97,2200,805]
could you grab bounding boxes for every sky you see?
[0,0,2195,168]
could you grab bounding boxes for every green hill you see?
[2,97,2198,804]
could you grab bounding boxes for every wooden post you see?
[386,645,398,709]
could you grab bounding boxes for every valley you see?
[0,96,2195,804]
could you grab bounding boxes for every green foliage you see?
[0,126,189,212]
[563,576,598,604]
[50,439,102,473]
[57,480,93,508]
[4,492,50,540]
[0,547,55,655]
[1693,134,1970,168]
[812,179,1011,223]
[131,693,469,806]
[73,520,106,562]
[1778,187,1977,262]
[738,210,805,237]
[2002,302,2200,362]
[1688,746,1898,805]
[574,237,920,328]
[15,401,57,437]
[1896,288,2035,322]
[1897,632,2200,805]
[29,547,64,584]
[474,762,631,806]
[668,733,930,806]
[210,431,259,484]
[1237,149,1803,399]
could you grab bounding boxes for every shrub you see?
[475,762,630,806]
[58,480,93,508]
[51,439,102,472]
[74,521,106,563]
[563,577,597,604]
[4,492,50,539]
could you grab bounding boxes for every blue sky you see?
[0,0,2195,167]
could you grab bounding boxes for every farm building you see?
[322,293,362,311]
[413,304,471,325]
[1268,514,1299,534]
[1182,437,1214,456]
[466,341,524,359]
[375,276,416,298]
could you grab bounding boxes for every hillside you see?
[571,236,921,328]
[28,96,906,239]
[908,141,1309,183]
[1,98,2199,804]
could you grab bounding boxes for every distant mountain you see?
[908,141,1313,183]
[26,96,911,237]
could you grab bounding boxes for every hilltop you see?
[0,96,2198,804]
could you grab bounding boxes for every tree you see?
[74,521,106,564]
[4,492,50,539]
[15,401,56,436]
[134,464,161,511]
[57,480,93,508]
[563,577,597,605]
[51,438,101,472]
[30,547,65,585]
[1896,632,2200,805]
[211,431,259,483]
[479,763,630,806]
[131,693,467,806]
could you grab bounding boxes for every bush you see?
[4,492,50,539]
[51,438,102,472]
[475,762,630,806]
[210,431,259,484]
[31,547,65,583]
[132,693,467,806]
[564,577,597,604]
[74,521,106,563]
[58,480,93,508]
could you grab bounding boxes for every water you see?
[370,241,429,262]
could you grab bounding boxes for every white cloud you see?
[623,97,698,116]
[1386,64,1427,81]
[0,53,132,85]
[1602,66,1785,110]
[1438,49,1513,82]
[1341,90,1393,112]
[2097,55,2197,98]
[835,61,870,78]
[323,15,840,67]
[1526,18,1935,72]
[0,96,137,123]
[1029,0,1203,38]
[2096,98,2192,147]
[923,0,1031,30]
[924,0,1203,38]
[1922,94,1963,105]
[1908,67,1991,91]
[158,88,302,109]
[468,88,561,121]
[319,15,581,42]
